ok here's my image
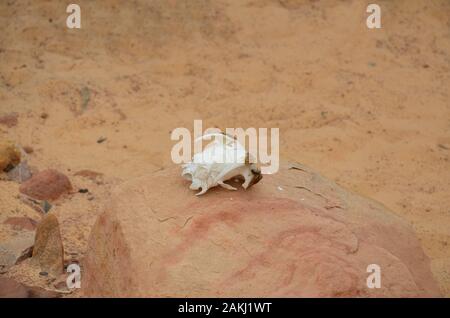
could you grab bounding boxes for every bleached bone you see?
[182,133,262,195]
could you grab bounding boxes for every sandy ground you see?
[1,0,449,296]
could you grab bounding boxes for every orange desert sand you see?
[0,0,449,296]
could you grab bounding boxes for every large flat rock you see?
[83,162,441,297]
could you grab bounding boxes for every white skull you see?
[182,133,262,195]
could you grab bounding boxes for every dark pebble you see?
[97,137,107,144]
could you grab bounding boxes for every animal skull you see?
[182,133,262,195]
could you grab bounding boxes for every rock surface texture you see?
[0,277,60,298]
[83,163,441,297]
[0,233,34,271]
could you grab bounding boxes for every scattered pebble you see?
[23,146,34,154]
[97,136,107,144]
[19,169,72,201]
[41,201,52,214]
[78,188,89,193]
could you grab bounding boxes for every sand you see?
[0,0,449,296]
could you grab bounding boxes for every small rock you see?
[19,169,72,201]
[23,146,34,154]
[40,112,48,119]
[97,136,107,144]
[7,161,32,183]
[3,217,38,231]
[0,140,21,172]
[0,234,34,269]
[32,214,64,277]
[39,271,48,277]
[41,200,52,213]
[0,113,18,128]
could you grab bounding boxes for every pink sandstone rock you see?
[19,169,72,201]
[0,277,60,298]
[83,162,441,297]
